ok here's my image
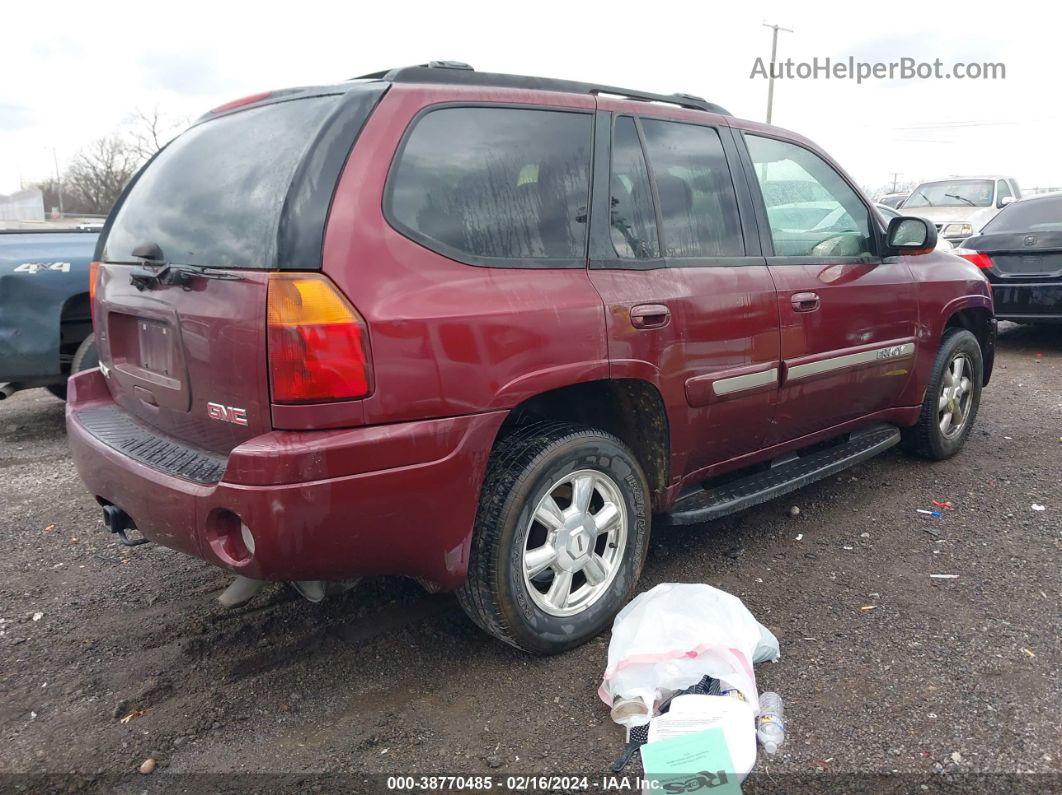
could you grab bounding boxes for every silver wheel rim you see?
[938,353,974,439]
[521,469,628,618]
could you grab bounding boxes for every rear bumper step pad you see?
[660,424,901,526]
[76,405,227,485]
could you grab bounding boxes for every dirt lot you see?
[1,323,1058,793]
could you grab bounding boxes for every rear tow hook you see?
[101,504,150,547]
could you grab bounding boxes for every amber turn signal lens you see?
[266,273,372,403]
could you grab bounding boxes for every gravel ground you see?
[0,323,1058,793]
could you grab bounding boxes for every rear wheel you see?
[46,334,99,401]
[902,328,983,460]
[457,422,650,654]
[71,334,99,374]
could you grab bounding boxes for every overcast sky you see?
[2,0,1059,200]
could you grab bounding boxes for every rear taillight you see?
[88,261,100,327]
[955,249,994,270]
[266,273,372,403]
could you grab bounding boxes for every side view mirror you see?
[885,216,937,255]
[998,195,1016,208]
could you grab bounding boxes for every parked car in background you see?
[901,176,1021,246]
[0,230,99,400]
[67,62,995,654]
[955,193,1062,324]
[876,204,953,250]
[878,192,909,209]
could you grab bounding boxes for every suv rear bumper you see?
[66,369,506,588]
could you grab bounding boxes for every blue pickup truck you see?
[0,230,99,400]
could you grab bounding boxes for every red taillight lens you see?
[88,261,100,327]
[267,273,372,403]
[955,249,994,270]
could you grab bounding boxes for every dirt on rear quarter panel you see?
[0,324,1057,790]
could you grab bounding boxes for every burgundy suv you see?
[67,63,995,654]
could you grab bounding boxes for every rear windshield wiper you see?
[129,262,244,291]
[128,242,243,290]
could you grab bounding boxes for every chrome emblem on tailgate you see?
[206,402,248,426]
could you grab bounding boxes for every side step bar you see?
[659,424,902,527]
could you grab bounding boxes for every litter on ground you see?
[600,583,781,782]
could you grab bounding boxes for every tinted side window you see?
[745,135,872,258]
[996,179,1013,204]
[610,117,660,259]
[641,120,744,257]
[387,107,592,263]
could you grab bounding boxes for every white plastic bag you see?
[599,583,780,725]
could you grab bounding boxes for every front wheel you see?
[901,328,983,460]
[457,422,650,654]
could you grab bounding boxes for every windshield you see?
[903,180,994,209]
[104,96,339,268]
[981,197,1062,233]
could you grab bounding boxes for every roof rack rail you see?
[352,63,730,116]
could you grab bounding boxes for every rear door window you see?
[386,107,592,266]
[609,116,660,259]
[641,119,744,257]
[105,96,341,268]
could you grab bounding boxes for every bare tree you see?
[128,106,186,161]
[63,135,141,215]
[33,107,188,216]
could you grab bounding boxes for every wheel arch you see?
[58,291,93,375]
[495,378,671,509]
[942,303,995,385]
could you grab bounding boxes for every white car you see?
[900,176,1021,246]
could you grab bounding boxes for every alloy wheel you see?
[521,469,628,617]
[938,353,974,438]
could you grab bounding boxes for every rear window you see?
[386,107,592,266]
[981,197,1062,233]
[104,96,339,268]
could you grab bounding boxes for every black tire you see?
[901,328,983,460]
[47,335,99,401]
[457,422,650,655]
[71,334,99,374]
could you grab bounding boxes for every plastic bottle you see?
[756,692,785,753]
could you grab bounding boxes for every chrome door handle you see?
[790,292,821,312]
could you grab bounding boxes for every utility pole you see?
[50,147,64,218]
[763,22,793,124]
[889,172,901,193]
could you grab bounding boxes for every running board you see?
[660,424,901,527]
